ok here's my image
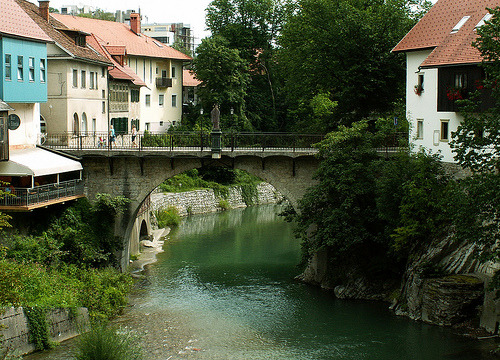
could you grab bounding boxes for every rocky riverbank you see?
[297,235,500,336]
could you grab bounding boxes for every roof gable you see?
[16,0,111,65]
[0,0,51,42]
[393,0,500,67]
[52,14,192,61]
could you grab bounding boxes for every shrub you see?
[155,206,181,228]
[218,199,231,211]
[74,325,142,360]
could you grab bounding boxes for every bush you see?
[155,206,181,228]
[218,199,231,210]
[74,325,142,360]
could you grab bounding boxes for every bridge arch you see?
[77,153,319,269]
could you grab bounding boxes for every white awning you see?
[0,148,82,177]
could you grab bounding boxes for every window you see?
[92,118,96,133]
[416,119,424,139]
[102,101,106,113]
[161,69,167,78]
[145,94,151,107]
[17,56,23,81]
[417,73,424,93]
[440,120,449,141]
[159,94,164,106]
[159,121,164,126]
[171,66,176,78]
[40,59,46,83]
[81,70,86,88]
[90,71,95,89]
[145,122,150,131]
[101,67,105,77]
[451,16,470,33]
[131,89,140,102]
[171,94,177,107]
[73,69,78,87]
[102,89,106,99]
[73,113,79,135]
[82,112,88,134]
[29,57,35,81]
[95,72,98,89]
[5,54,11,80]
[455,73,467,89]
[475,13,493,30]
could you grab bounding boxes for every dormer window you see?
[475,13,494,30]
[451,16,470,34]
[76,35,86,47]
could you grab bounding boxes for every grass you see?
[74,325,142,360]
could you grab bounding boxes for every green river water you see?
[26,205,498,359]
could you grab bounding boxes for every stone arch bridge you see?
[57,146,320,269]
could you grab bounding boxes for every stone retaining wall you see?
[151,182,284,216]
[0,307,89,355]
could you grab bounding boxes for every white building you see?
[53,12,192,133]
[393,0,498,163]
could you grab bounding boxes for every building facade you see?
[393,0,499,163]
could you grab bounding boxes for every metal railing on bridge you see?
[42,131,326,152]
[41,131,408,154]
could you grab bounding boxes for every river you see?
[25,205,498,359]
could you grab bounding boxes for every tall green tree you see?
[278,0,426,132]
[192,36,251,128]
[203,0,291,131]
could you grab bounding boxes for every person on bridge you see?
[131,125,137,147]
[109,125,116,149]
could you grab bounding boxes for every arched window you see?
[82,112,88,135]
[73,113,79,135]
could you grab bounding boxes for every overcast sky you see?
[45,0,213,44]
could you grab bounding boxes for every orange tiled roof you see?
[393,0,500,67]
[183,69,201,87]
[0,0,51,42]
[52,14,192,61]
[86,34,146,87]
[16,0,111,65]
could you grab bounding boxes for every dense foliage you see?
[287,122,452,285]
[191,0,429,133]
[0,195,133,322]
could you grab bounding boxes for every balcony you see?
[0,179,85,211]
[156,77,172,88]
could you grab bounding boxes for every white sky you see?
[44,0,213,45]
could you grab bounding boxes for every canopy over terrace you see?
[0,148,84,211]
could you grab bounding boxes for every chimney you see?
[130,13,141,34]
[38,1,50,22]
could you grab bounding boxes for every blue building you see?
[0,0,84,211]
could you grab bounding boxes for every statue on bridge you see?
[211,104,220,130]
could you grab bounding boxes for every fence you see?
[0,179,84,208]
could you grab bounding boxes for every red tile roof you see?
[52,14,192,61]
[16,0,111,65]
[86,34,146,87]
[392,0,500,67]
[0,0,51,42]
[183,69,201,87]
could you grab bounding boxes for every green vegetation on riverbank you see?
[160,168,261,206]
[0,194,134,346]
